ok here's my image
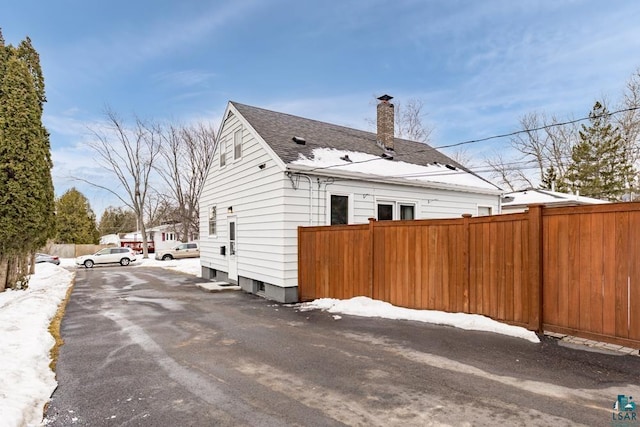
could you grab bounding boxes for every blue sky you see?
[3,0,640,216]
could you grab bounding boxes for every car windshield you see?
[96,248,111,255]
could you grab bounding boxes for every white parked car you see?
[76,247,137,268]
[155,242,200,261]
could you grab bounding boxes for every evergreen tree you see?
[539,166,569,192]
[564,102,635,201]
[55,188,99,244]
[98,206,138,236]
[0,35,55,289]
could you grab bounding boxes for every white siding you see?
[280,173,501,285]
[200,104,501,290]
[200,109,291,287]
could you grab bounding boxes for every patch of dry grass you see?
[48,279,75,373]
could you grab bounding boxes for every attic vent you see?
[340,155,352,162]
[445,164,457,170]
[292,136,306,145]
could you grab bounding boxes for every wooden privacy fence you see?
[298,203,640,349]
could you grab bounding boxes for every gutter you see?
[285,164,503,196]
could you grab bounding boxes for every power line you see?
[294,105,640,178]
[429,106,640,150]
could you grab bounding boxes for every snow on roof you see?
[291,148,499,191]
[99,234,120,245]
[502,188,609,206]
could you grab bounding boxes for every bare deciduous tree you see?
[484,112,576,191]
[84,108,162,258]
[155,122,217,241]
[366,96,433,143]
[394,98,433,143]
[617,68,640,166]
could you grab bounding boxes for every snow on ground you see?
[1,257,201,427]
[60,256,202,277]
[2,256,538,427]
[0,263,74,427]
[299,296,540,343]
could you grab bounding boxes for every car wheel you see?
[84,260,94,268]
[120,258,130,266]
[162,254,173,261]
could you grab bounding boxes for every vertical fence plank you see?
[528,205,543,332]
[298,202,640,348]
[615,212,629,339]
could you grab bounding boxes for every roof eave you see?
[286,164,503,196]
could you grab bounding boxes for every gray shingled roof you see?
[232,101,472,173]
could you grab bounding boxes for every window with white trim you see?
[399,204,415,220]
[233,128,242,160]
[209,206,217,235]
[330,195,349,225]
[219,139,226,167]
[478,206,492,216]
[375,200,417,220]
[377,203,393,221]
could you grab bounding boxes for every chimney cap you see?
[377,94,393,102]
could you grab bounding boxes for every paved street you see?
[46,266,640,426]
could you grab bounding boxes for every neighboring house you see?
[119,223,194,253]
[199,95,503,303]
[501,188,609,214]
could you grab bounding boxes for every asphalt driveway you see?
[45,266,640,426]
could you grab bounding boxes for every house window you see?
[209,206,217,235]
[234,128,242,160]
[400,204,415,220]
[377,203,393,221]
[219,139,226,167]
[376,200,417,220]
[330,195,349,225]
[478,206,492,216]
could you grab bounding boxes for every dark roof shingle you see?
[232,101,470,171]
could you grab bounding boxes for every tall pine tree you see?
[0,31,55,290]
[55,188,99,244]
[565,102,635,201]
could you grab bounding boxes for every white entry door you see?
[228,216,238,282]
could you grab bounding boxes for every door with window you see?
[228,216,238,282]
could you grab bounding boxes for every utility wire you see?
[429,105,640,150]
[294,105,640,177]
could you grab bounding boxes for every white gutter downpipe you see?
[287,172,313,225]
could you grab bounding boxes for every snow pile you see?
[0,263,74,427]
[61,256,202,277]
[134,257,202,277]
[300,296,540,343]
[291,148,498,190]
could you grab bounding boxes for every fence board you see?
[298,202,640,349]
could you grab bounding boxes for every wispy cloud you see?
[152,70,216,88]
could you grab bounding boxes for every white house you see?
[501,188,609,214]
[199,95,503,302]
[119,223,190,253]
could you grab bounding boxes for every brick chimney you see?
[376,94,394,151]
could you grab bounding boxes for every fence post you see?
[368,218,376,299]
[462,214,472,313]
[528,204,544,332]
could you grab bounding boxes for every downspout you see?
[301,174,313,226]
[317,177,335,225]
